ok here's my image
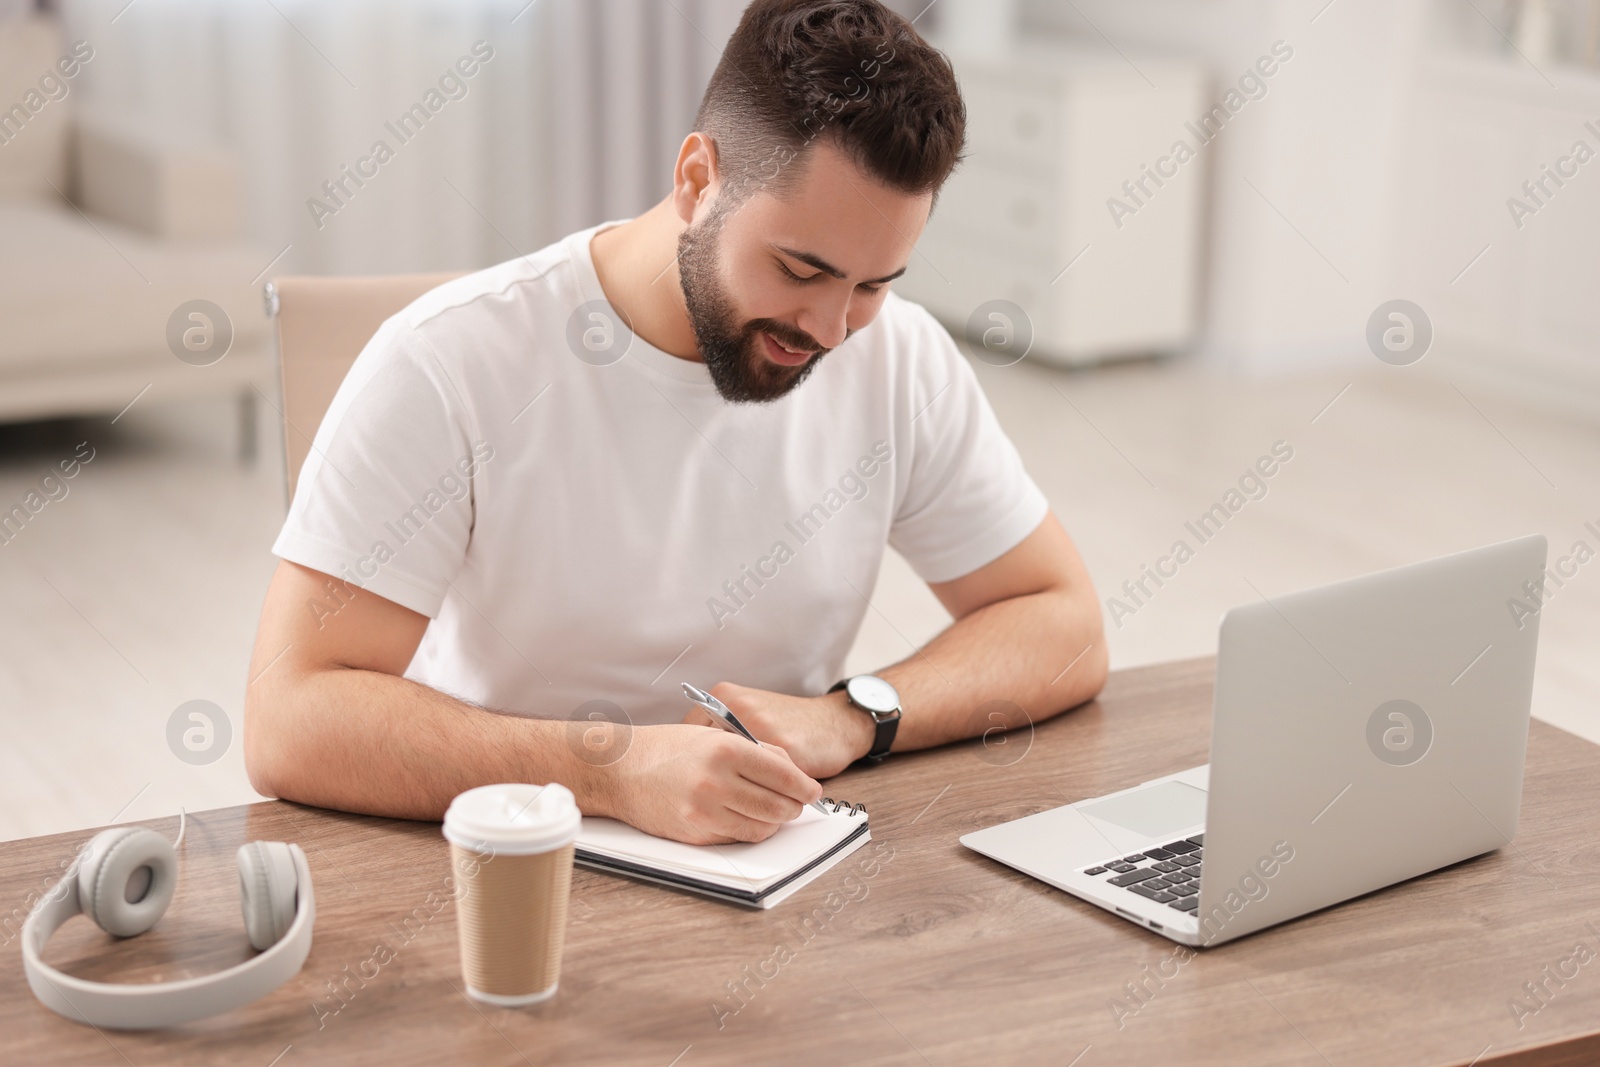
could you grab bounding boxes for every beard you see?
[676,210,833,404]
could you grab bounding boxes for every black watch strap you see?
[830,678,900,765]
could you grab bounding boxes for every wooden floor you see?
[0,352,1595,843]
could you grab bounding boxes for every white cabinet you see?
[898,45,1208,366]
[1396,53,1600,416]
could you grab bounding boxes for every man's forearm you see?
[246,559,824,844]
[871,586,1107,752]
[245,668,603,821]
[702,517,1108,777]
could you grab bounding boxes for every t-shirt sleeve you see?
[887,304,1050,585]
[271,321,485,619]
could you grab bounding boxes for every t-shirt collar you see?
[565,220,716,389]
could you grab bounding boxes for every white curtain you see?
[59,0,748,274]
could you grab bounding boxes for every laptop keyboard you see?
[1081,835,1204,915]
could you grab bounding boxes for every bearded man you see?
[246,0,1106,844]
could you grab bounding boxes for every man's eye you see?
[779,262,819,284]
[858,283,883,295]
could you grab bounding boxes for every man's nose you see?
[795,293,852,350]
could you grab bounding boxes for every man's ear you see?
[672,131,720,225]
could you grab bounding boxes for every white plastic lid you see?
[442,783,581,855]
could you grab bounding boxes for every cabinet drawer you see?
[897,231,1062,349]
[903,222,1195,363]
[930,161,1065,260]
[961,76,1064,178]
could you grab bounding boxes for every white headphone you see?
[21,825,316,1030]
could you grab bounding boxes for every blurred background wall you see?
[48,0,1600,412]
[58,0,751,274]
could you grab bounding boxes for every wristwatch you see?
[829,675,902,765]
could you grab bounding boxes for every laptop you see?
[960,535,1548,947]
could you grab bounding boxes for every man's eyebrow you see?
[774,245,907,285]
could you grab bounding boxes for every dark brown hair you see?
[694,0,965,204]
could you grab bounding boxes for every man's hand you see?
[603,723,824,845]
[682,683,875,779]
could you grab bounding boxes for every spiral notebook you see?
[574,797,871,908]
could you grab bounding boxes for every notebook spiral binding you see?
[819,798,867,817]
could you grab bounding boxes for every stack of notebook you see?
[575,798,870,908]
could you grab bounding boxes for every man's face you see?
[677,140,932,403]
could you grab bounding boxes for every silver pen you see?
[680,682,832,816]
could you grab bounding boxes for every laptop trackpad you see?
[1080,781,1208,839]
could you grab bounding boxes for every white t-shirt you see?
[273,221,1048,726]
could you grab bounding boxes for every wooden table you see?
[5,658,1600,1066]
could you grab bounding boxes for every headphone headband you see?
[22,844,316,1030]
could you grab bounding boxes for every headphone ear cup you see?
[75,827,178,938]
[237,841,299,951]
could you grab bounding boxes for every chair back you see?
[268,273,462,500]
[0,18,71,200]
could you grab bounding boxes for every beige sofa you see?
[0,16,271,454]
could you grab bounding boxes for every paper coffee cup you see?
[443,783,581,1005]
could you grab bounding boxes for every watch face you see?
[847,675,900,715]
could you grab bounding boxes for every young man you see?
[245,0,1106,845]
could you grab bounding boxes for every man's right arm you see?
[244,560,822,844]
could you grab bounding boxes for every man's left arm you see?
[693,512,1108,778]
